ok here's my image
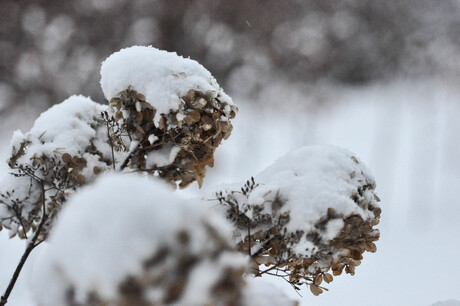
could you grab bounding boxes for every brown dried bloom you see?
[215,145,381,295]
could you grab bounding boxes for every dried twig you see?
[0,183,48,306]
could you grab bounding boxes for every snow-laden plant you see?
[213,146,381,295]
[0,46,380,305]
[30,174,297,306]
[1,96,110,241]
[100,47,237,188]
[0,46,238,305]
[31,174,238,305]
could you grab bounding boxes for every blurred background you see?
[1,0,460,305]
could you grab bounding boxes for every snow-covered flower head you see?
[100,46,238,188]
[215,145,381,295]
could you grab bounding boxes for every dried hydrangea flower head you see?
[215,145,381,295]
[100,46,237,188]
[0,96,111,240]
[31,174,249,306]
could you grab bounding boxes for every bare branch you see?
[0,182,48,306]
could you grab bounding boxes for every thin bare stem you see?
[106,119,116,170]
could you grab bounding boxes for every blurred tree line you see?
[1,0,460,121]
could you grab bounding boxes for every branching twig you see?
[119,126,155,171]
[0,183,48,306]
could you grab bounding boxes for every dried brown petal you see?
[332,267,343,276]
[212,111,222,120]
[367,242,377,253]
[327,207,336,217]
[205,90,214,100]
[191,97,207,109]
[345,265,355,275]
[141,102,155,110]
[76,174,86,185]
[115,111,123,121]
[136,112,143,123]
[310,285,323,296]
[314,274,323,286]
[185,89,195,102]
[219,122,232,133]
[158,116,168,131]
[136,93,146,101]
[185,110,201,125]
[323,273,333,283]
[62,153,72,164]
[373,207,382,218]
[110,98,122,110]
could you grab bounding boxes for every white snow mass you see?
[100,45,234,123]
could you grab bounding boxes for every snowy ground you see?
[1,77,460,305]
